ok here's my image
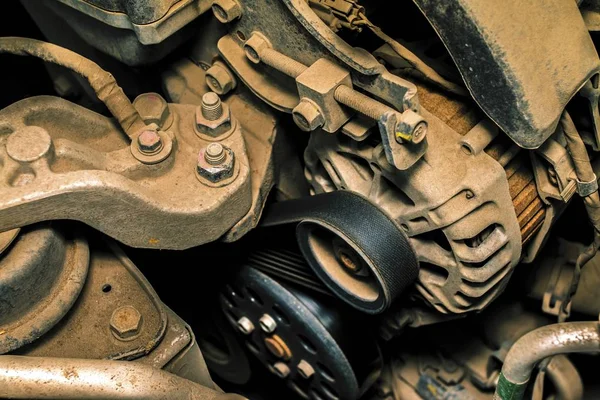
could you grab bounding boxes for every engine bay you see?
[1,1,600,399]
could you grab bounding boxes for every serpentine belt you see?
[260,190,419,314]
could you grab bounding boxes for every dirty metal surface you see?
[14,237,167,361]
[413,0,600,149]
[53,0,212,45]
[162,58,279,242]
[0,224,89,354]
[0,95,251,250]
[219,0,419,116]
[305,107,522,314]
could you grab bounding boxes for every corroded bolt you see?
[272,362,290,379]
[237,316,255,335]
[259,314,277,333]
[205,143,227,165]
[292,99,324,132]
[297,360,315,379]
[206,62,237,95]
[244,33,307,78]
[201,92,224,121]
[212,0,242,23]
[411,122,428,144]
[137,130,163,154]
[110,306,142,340]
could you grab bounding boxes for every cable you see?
[0,37,146,138]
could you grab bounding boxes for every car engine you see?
[1,1,600,399]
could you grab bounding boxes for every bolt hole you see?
[272,304,291,325]
[102,284,112,293]
[461,144,473,155]
[317,362,336,382]
[298,334,317,354]
[236,30,246,41]
[245,286,264,305]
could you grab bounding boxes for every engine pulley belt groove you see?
[260,191,419,314]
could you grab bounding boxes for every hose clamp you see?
[576,174,598,197]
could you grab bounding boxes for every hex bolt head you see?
[272,362,290,379]
[259,313,277,333]
[212,0,242,23]
[206,62,237,95]
[205,143,227,165]
[297,360,315,379]
[133,93,172,128]
[396,110,428,144]
[110,306,142,341]
[237,316,255,335]
[292,99,325,132]
[137,130,163,154]
[244,33,271,64]
[411,122,428,144]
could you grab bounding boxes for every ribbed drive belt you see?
[261,191,419,314]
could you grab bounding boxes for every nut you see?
[110,306,142,340]
[195,102,232,137]
[244,33,271,64]
[272,362,290,379]
[395,109,428,144]
[237,316,255,334]
[137,130,163,154]
[259,313,277,333]
[297,360,315,379]
[197,145,235,183]
[292,99,324,132]
[133,93,172,129]
[212,0,242,23]
[206,62,237,95]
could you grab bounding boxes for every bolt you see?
[212,0,242,23]
[237,316,255,334]
[411,122,428,144]
[197,145,236,183]
[272,362,290,379]
[133,93,172,128]
[339,252,359,273]
[137,130,163,154]
[334,85,392,121]
[264,335,292,360]
[297,360,315,379]
[292,99,325,132]
[259,314,277,333]
[205,143,227,165]
[244,33,307,78]
[206,62,237,95]
[110,306,142,340]
[201,92,224,121]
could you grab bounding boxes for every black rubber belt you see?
[261,191,419,314]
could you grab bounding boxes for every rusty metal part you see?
[0,95,251,250]
[0,355,227,400]
[305,108,522,314]
[197,144,237,185]
[0,225,89,354]
[52,0,213,45]
[110,306,143,341]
